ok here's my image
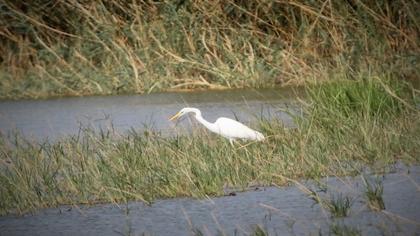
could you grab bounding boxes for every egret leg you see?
[229,138,234,146]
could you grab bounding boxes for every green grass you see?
[251,225,268,236]
[306,189,352,218]
[330,223,361,236]
[363,177,385,211]
[327,194,353,218]
[0,78,419,215]
[0,1,419,99]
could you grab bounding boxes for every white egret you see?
[169,107,265,145]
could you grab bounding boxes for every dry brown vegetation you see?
[1,0,419,99]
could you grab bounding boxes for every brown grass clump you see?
[0,1,419,99]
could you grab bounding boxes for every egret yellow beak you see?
[169,112,181,121]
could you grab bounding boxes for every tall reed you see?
[1,1,419,99]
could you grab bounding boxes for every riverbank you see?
[1,1,419,100]
[1,78,419,215]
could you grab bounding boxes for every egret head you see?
[169,107,200,121]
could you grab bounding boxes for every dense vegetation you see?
[1,78,418,215]
[1,0,419,99]
[0,0,419,218]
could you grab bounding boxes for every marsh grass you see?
[190,225,267,236]
[0,1,419,99]
[192,228,204,236]
[327,194,353,218]
[251,225,268,236]
[330,224,361,236]
[306,189,352,218]
[0,78,419,215]
[363,177,385,211]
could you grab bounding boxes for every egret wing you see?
[215,117,261,140]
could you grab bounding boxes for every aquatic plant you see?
[363,177,385,211]
[330,223,361,236]
[327,194,353,218]
[251,225,268,236]
[0,78,418,215]
[306,190,352,218]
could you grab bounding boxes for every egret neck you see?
[189,108,219,134]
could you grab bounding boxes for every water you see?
[1,163,419,235]
[0,88,301,141]
[1,88,419,235]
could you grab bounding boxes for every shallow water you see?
[1,163,419,236]
[0,88,301,141]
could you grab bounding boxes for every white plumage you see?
[169,107,265,145]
